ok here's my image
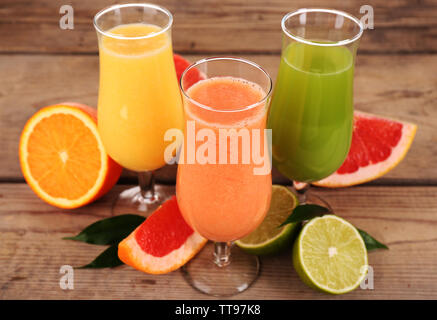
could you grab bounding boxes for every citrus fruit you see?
[118,196,207,274]
[19,103,122,209]
[293,215,368,294]
[174,54,204,88]
[236,185,299,255]
[314,111,416,187]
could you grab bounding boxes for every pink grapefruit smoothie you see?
[176,77,272,242]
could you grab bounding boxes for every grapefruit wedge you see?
[118,196,207,274]
[314,111,416,187]
[19,103,122,209]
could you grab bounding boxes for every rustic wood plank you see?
[0,0,436,54]
[1,54,435,183]
[0,183,436,299]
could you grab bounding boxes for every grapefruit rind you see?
[118,227,207,274]
[19,104,121,209]
[313,111,417,188]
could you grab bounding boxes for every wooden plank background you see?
[1,1,436,184]
[1,53,435,183]
[1,184,436,299]
[0,0,436,54]
[1,0,436,300]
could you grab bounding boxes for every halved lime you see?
[236,185,299,255]
[293,215,368,294]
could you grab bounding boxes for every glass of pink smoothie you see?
[177,57,273,296]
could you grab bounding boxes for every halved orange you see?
[313,111,417,187]
[118,196,207,274]
[19,103,122,209]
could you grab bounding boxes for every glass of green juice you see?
[268,8,364,203]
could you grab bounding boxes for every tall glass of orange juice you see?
[177,57,273,296]
[94,4,183,215]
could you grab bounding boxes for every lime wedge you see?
[236,185,299,255]
[293,215,368,294]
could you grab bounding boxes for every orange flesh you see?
[26,113,101,200]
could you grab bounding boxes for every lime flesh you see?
[293,215,368,294]
[236,185,299,255]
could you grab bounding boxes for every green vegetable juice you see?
[268,42,354,182]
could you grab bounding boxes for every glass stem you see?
[293,181,310,204]
[138,171,156,201]
[214,242,231,267]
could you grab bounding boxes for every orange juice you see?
[97,23,183,172]
[176,77,272,242]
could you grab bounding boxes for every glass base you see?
[181,242,260,297]
[293,183,334,212]
[111,185,173,216]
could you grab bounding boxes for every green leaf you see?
[63,214,145,245]
[77,244,123,269]
[279,204,330,227]
[357,228,389,251]
[279,203,388,252]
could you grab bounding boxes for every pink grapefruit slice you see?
[174,54,204,88]
[313,111,417,188]
[118,196,207,274]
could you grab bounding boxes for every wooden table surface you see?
[1,0,436,300]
